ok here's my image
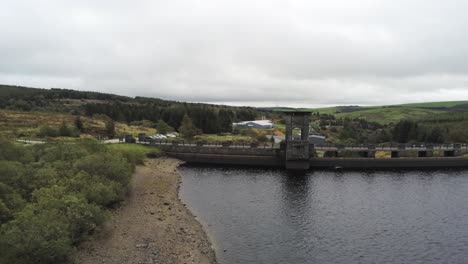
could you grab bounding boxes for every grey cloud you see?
[1,0,468,107]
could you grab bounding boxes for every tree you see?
[74,153,133,188]
[75,116,84,132]
[155,119,173,135]
[218,109,233,132]
[0,183,26,224]
[105,118,115,138]
[427,127,444,143]
[0,206,72,264]
[59,121,72,137]
[392,120,419,143]
[178,114,201,139]
[37,125,58,138]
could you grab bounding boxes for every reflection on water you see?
[179,166,468,264]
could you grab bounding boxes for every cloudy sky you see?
[1,0,468,107]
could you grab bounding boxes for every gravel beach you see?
[73,157,217,264]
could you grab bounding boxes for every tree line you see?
[314,111,468,144]
[84,102,259,134]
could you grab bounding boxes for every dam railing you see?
[138,139,468,152]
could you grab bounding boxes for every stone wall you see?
[310,157,468,169]
[154,144,468,170]
[160,145,281,156]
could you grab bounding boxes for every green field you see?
[334,107,444,124]
[194,134,254,143]
[400,101,468,108]
[308,100,468,124]
[106,143,159,156]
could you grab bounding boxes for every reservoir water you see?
[179,167,468,264]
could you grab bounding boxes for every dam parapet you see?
[138,140,468,169]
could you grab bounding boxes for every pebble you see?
[136,243,148,249]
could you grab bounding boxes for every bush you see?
[0,139,31,162]
[74,152,133,187]
[37,125,58,137]
[37,123,80,138]
[0,141,138,264]
[63,171,123,207]
[255,135,268,142]
[109,148,145,168]
[32,186,106,243]
[0,206,72,264]
[0,183,25,224]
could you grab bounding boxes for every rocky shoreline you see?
[73,157,217,264]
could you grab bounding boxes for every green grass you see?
[305,101,467,124]
[194,134,253,143]
[106,143,159,156]
[106,143,161,164]
[401,101,468,108]
[333,107,444,124]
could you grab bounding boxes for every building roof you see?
[309,134,326,139]
[233,120,273,126]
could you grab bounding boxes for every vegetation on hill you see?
[311,109,468,144]
[308,101,468,125]
[0,85,269,135]
[0,110,156,140]
[0,139,148,264]
[2,84,468,144]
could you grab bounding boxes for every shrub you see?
[0,141,137,264]
[37,125,58,137]
[74,152,133,187]
[0,183,25,224]
[0,206,72,264]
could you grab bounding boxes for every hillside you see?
[308,101,468,124]
[0,84,269,136]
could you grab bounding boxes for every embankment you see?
[73,157,216,264]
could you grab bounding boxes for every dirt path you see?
[73,157,216,264]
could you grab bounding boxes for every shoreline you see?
[73,157,217,264]
[178,177,223,262]
[175,162,220,263]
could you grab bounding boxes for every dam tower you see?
[284,111,311,170]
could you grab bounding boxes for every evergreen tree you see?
[427,127,444,143]
[105,119,115,138]
[156,120,173,135]
[218,109,234,132]
[178,114,201,139]
[59,121,71,137]
[74,116,84,132]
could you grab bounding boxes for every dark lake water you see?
[179,167,468,264]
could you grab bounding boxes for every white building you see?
[232,120,275,129]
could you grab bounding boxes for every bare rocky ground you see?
[73,157,216,264]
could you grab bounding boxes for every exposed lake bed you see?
[180,166,468,264]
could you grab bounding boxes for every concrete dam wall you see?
[161,145,468,170]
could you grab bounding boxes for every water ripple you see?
[180,167,468,264]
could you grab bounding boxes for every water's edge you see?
[176,161,219,263]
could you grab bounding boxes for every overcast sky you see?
[1,0,468,107]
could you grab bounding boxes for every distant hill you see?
[305,101,468,124]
